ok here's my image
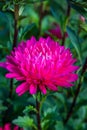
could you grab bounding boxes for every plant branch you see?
[38,3,43,36]
[36,95,42,130]
[64,57,87,124]
[2,4,19,124]
[9,4,19,98]
[62,1,71,45]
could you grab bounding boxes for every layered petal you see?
[16,82,28,96]
[0,123,23,130]
[29,84,37,94]
[0,36,79,95]
[0,62,6,68]
[4,123,11,130]
[39,85,47,94]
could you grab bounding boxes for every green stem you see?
[62,1,71,45]
[38,3,43,36]
[36,94,42,130]
[9,4,19,98]
[2,4,19,124]
[64,57,87,124]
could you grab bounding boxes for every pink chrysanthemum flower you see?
[45,23,68,39]
[0,123,23,130]
[0,37,79,95]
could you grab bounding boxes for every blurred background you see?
[0,0,87,130]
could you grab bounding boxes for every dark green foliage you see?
[0,0,87,130]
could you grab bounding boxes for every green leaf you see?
[43,107,61,121]
[69,0,87,18]
[0,100,7,112]
[52,92,65,105]
[0,12,10,43]
[55,121,64,130]
[12,116,34,128]
[19,6,24,16]
[67,26,82,64]
[80,23,87,32]
[23,105,37,114]
[21,23,39,40]
[50,0,65,21]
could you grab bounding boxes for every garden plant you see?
[0,0,87,130]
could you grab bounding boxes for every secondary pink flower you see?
[0,123,23,130]
[45,23,68,39]
[0,37,79,95]
[80,16,85,22]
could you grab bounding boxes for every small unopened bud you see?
[80,16,85,22]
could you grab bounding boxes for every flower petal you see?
[16,82,28,96]
[14,126,19,130]
[39,85,46,94]
[0,62,6,68]
[47,84,58,91]
[6,73,25,80]
[4,123,11,130]
[29,84,37,94]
